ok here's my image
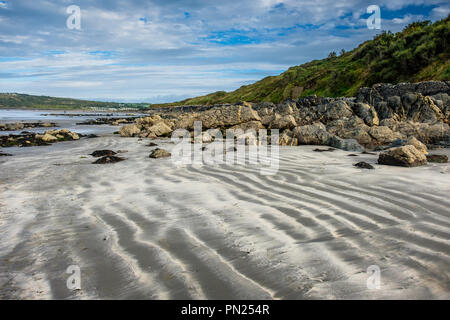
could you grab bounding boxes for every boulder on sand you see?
[90,150,117,157]
[149,148,171,159]
[406,136,428,154]
[93,155,125,164]
[426,154,448,163]
[378,145,427,167]
[354,162,374,169]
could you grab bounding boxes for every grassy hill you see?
[0,93,148,110]
[160,15,450,106]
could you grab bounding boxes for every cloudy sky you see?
[0,0,448,103]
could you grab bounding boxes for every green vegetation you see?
[0,93,150,110]
[159,15,449,107]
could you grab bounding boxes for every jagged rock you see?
[394,122,449,144]
[378,145,427,167]
[357,81,449,123]
[119,124,141,137]
[379,118,399,130]
[357,81,450,106]
[426,154,448,163]
[149,148,171,159]
[327,117,372,145]
[354,162,374,169]
[352,103,379,126]
[275,101,295,115]
[418,122,450,144]
[174,104,261,130]
[91,150,117,157]
[93,156,125,164]
[329,136,365,152]
[292,122,331,145]
[261,114,274,126]
[269,114,297,130]
[135,115,163,127]
[40,133,58,143]
[230,121,265,131]
[409,94,444,123]
[431,93,450,123]
[406,136,428,154]
[145,121,173,137]
[278,130,298,146]
[317,100,353,122]
[368,126,404,145]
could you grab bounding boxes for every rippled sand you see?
[1,136,449,299]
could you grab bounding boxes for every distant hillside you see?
[0,93,148,110]
[160,15,450,106]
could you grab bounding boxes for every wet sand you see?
[0,136,449,299]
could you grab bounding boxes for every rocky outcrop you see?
[292,122,331,145]
[91,150,117,157]
[426,154,448,163]
[329,136,364,152]
[368,126,404,145]
[278,130,298,146]
[351,103,379,126]
[149,148,171,159]
[356,81,450,123]
[268,114,297,130]
[93,155,125,164]
[119,124,141,137]
[119,81,449,152]
[406,136,428,154]
[230,121,265,132]
[0,129,80,148]
[36,129,80,142]
[378,145,427,167]
[175,103,261,130]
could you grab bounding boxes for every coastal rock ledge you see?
[118,81,449,164]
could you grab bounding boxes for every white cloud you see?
[0,0,447,101]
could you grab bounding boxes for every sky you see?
[0,0,448,103]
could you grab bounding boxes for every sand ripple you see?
[1,137,449,299]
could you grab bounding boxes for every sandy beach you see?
[1,135,449,299]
